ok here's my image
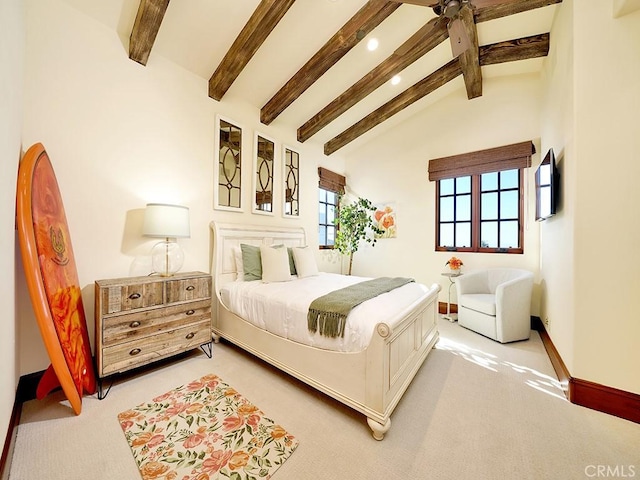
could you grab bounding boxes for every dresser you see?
[94,271,212,397]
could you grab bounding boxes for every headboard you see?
[210,221,306,299]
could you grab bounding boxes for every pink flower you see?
[147,434,165,448]
[166,402,189,416]
[152,392,172,402]
[223,415,244,431]
[201,450,233,473]
[246,414,260,429]
[183,433,204,449]
[187,380,205,391]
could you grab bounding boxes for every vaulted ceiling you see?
[62,0,566,155]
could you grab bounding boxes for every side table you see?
[441,272,462,322]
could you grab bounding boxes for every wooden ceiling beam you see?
[208,0,297,102]
[298,0,561,143]
[455,5,482,99]
[297,19,449,143]
[260,1,401,125]
[323,32,550,155]
[474,0,563,22]
[129,0,171,66]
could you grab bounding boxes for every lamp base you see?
[150,240,184,276]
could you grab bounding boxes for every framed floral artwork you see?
[373,202,397,239]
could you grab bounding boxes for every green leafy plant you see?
[333,196,384,275]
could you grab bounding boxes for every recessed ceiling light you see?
[391,75,401,85]
[367,38,379,51]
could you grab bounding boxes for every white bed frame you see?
[210,221,441,440]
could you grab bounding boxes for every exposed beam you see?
[480,32,550,65]
[129,0,170,66]
[297,19,449,143]
[298,0,561,143]
[474,0,563,22]
[260,1,401,125]
[455,5,482,99]
[323,33,550,155]
[208,0,297,102]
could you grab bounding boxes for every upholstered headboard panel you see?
[209,221,306,300]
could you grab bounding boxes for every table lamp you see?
[142,203,190,276]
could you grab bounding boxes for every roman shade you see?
[318,167,346,194]
[428,140,536,181]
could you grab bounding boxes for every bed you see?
[210,221,441,440]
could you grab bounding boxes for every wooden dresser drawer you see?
[101,321,211,376]
[166,276,212,303]
[99,281,164,315]
[102,299,211,346]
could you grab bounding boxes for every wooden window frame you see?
[318,168,345,249]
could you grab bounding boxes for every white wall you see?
[19,0,339,374]
[541,0,640,394]
[343,73,542,312]
[0,0,23,441]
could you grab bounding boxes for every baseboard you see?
[536,321,640,424]
[438,302,457,315]
[0,398,20,480]
[570,378,640,424]
[0,370,44,479]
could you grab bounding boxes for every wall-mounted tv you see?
[535,148,560,221]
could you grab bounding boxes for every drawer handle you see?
[129,321,141,328]
[129,293,141,300]
[185,332,195,340]
[186,309,195,316]
[129,348,141,356]
[186,285,195,291]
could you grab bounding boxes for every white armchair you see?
[455,268,534,343]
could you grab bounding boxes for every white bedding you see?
[220,272,429,353]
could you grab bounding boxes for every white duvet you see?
[220,272,430,353]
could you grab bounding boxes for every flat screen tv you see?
[535,148,559,221]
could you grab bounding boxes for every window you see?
[429,141,535,254]
[318,168,345,249]
[436,169,523,253]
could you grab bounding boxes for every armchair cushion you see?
[460,293,496,316]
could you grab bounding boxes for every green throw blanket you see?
[307,277,415,338]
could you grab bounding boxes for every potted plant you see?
[333,196,384,275]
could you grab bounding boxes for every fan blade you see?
[394,17,441,56]
[447,17,471,57]
[388,0,439,6]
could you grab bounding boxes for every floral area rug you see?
[118,374,298,480]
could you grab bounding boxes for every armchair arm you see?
[495,272,534,342]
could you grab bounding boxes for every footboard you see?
[363,283,440,440]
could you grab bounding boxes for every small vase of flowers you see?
[446,256,463,273]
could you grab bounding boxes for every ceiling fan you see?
[392,0,519,57]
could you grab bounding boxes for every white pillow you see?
[260,245,292,283]
[232,247,244,281]
[292,246,319,278]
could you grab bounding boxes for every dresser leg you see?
[98,377,113,400]
[200,341,213,359]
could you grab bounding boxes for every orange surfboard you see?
[17,143,96,415]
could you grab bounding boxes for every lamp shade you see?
[142,203,190,239]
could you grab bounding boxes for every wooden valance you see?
[318,167,346,194]
[428,140,536,181]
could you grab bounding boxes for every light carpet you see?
[10,318,640,479]
[117,373,298,480]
